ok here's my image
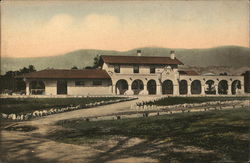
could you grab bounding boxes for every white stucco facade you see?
[26,79,112,96]
[102,62,244,96]
[67,79,112,95]
[24,54,245,96]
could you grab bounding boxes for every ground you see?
[49,108,250,162]
[0,96,249,163]
[0,97,123,114]
[0,96,157,163]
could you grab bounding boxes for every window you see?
[133,65,139,73]
[75,81,85,86]
[93,80,102,86]
[114,65,120,73]
[150,66,155,73]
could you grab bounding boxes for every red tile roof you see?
[179,70,199,76]
[100,55,183,65]
[16,69,111,79]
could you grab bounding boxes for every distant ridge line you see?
[1,46,250,75]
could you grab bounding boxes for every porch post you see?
[187,85,191,96]
[125,84,134,95]
[201,85,205,95]
[112,85,116,94]
[228,85,232,95]
[173,85,179,96]
[156,84,162,95]
[26,81,30,95]
[140,81,148,95]
[215,85,218,95]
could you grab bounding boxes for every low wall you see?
[0,97,137,121]
[59,100,250,122]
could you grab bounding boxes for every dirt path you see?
[19,96,158,135]
[0,96,160,163]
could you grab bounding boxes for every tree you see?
[71,66,78,70]
[93,55,100,68]
[18,65,36,74]
[1,65,37,93]
[28,65,36,72]
[84,66,94,69]
[220,72,228,76]
[4,71,15,78]
[20,67,29,74]
[83,55,101,69]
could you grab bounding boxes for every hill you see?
[1,46,250,75]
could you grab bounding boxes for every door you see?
[57,80,67,95]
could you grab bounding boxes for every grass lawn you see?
[0,97,124,114]
[49,108,250,162]
[143,96,250,106]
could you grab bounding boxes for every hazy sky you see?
[1,0,249,58]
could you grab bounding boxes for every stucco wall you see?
[25,63,245,96]
[103,63,169,75]
[44,80,57,95]
[67,79,112,95]
[26,79,57,95]
[26,79,112,95]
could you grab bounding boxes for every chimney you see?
[170,50,175,59]
[137,50,141,56]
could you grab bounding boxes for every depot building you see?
[17,50,244,96]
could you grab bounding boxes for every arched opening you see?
[179,80,187,95]
[29,81,45,95]
[232,80,241,95]
[132,79,144,95]
[205,80,216,94]
[191,80,201,94]
[115,79,128,95]
[147,80,156,95]
[218,80,228,94]
[162,80,173,94]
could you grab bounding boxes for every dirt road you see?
[0,96,159,163]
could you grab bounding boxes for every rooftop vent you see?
[137,50,141,56]
[170,50,175,59]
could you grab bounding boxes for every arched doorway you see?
[218,80,228,94]
[162,80,173,94]
[147,80,156,95]
[205,80,215,94]
[179,80,187,95]
[116,79,128,95]
[132,79,144,95]
[191,80,201,94]
[232,80,241,95]
[29,81,45,95]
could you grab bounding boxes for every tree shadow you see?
[0,131,60,163]
[87,136,219,163]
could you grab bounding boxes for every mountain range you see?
[1,45,250,75]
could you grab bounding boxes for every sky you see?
[1,0,249,58]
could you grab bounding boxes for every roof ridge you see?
[101,55,171,58]
[16,69,110,79]
[41,69,104,71]
[100,55,184,65]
